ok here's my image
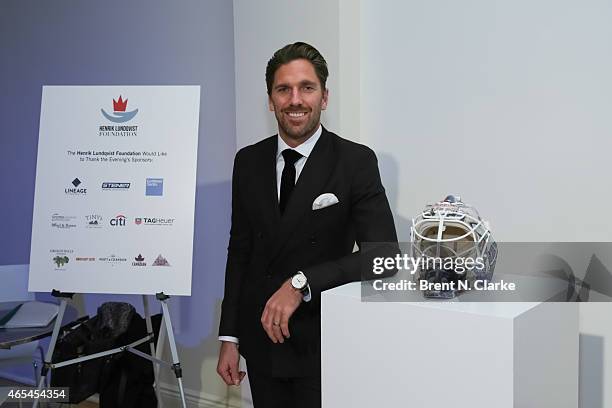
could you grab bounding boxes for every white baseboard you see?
[158,381,242,408]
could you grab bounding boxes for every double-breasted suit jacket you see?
[219,127,398,377]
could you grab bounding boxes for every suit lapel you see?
[269,127,336,262]
[252,137,280,232]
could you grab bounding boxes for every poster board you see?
[29,86,200,295]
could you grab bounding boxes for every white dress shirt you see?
[219,126,321,345]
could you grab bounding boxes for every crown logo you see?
[113,96,128,112]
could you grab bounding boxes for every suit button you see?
[310,236,317,244]
[266,274,272,279]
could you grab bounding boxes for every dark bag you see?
[98,312,161,408]
[51,302,161,406]
[50,315,115,403]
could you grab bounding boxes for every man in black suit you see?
[217,42,397,407]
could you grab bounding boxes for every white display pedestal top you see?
[321,280,578,408]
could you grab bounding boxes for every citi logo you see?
[110,214,127,226]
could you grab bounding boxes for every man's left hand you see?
[261,279,302,343]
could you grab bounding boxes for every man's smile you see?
[286,111,307,118]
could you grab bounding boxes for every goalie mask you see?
[410,195,497,299]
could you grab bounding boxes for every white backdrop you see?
[29,86,200,295]
[361,0,612,243]
[360,1,612,406]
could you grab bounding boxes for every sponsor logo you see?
[65,178,87,195]
[152,254,170,266]
[110,214,127,227]
[98,254,127,266]
[134,217,175,226]
[146,178,163,196]
[85,214,103,228]
[51,214,77,229]
[75,256,95,262]
[53,255,69,268]
[101,95,138,123]
[102,182,131,190]
[50,249,74,270]
[132,254,147,267]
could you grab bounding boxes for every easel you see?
[32,290,187,408]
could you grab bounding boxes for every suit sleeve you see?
[218,151,251,337]
[302,147,399,299]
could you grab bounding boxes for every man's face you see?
[268,59,328,145]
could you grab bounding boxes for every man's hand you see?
[217,341,246,386]
[261,279,303,343]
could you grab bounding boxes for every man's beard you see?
[276,109,322,142]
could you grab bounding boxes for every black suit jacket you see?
[219,127,397,377]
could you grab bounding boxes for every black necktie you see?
[279,149,303,215]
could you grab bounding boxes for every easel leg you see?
[143,294,163,408]
[156,313,166,388]
[33,292,72,408]
[157,293,187,408]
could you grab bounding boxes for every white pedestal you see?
[321,282,578,408]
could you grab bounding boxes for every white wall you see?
[361,0,612,243]
[233,0,342,149]
[360,1,612,406]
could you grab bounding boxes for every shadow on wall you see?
[377,153,411,241]
[580,334,603,408]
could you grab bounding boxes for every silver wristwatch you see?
[291,271,308,292]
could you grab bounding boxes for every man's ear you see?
[268,96,275,112]
[321,88,329,110]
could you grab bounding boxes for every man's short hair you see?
[265,42,329,95]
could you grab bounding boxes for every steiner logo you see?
[101,95,138,123]
[102,182,131,190]
[110,214,127,227]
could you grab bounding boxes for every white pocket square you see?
[312,193,339,210]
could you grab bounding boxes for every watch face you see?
[292,274,307,290]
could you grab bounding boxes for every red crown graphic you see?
[113,96,128,112]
